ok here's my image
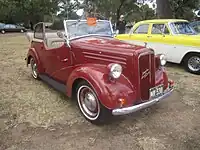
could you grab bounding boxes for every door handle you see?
[147,36,152,38]
[61,58,68,62]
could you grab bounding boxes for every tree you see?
[170,0,200,20]
[83,0,144,22]
[0,0,60,24]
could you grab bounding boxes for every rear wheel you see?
[30,57,39,79]
[183,53,200,75]
[20,29,24,33]
[1,30,5,34]
[76,81,112,125]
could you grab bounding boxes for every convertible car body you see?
[25,19,174,124]
[116,19,200,74]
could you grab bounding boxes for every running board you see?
[39,74,66,95]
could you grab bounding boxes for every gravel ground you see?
[0,34,200,150]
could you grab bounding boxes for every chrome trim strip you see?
[112,86,174,116]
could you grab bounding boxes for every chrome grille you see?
[138,51,155,100]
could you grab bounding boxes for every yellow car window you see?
[151,24,170,34]
[134,24,149,34]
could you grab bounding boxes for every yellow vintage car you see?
[116,19,200,74]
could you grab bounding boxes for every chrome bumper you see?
[112,87,174,116]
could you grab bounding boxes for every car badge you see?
[141,69,150,79]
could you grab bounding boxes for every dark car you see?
[190,21,200,33]
[0,24,27,34]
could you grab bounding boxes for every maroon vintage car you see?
[25,19,174,124]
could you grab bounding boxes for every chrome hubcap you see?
[188,56,200,72]
[77,85,100,120]
[30,58,38,78]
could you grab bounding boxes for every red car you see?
[25,19,174,125]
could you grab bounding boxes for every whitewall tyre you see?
[76,81,111,125]
[30,57,39,79]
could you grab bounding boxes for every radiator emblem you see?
[141,69,150,79]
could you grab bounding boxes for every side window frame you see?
[151,23,170,35]
[34,22,45,40]
[133,24,150,34]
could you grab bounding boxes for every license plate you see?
[149,84,164,98]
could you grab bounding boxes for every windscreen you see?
[65,20,113,38]
[169,22,197,35]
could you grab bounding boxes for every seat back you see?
[44,32,65,49]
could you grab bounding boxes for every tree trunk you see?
[116,0,126,21]
[156,0,173,19]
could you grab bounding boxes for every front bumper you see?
[112,86,174,116]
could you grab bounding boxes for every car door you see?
[6,24,16,32]
[10,25,18,32]
[4,24,11,32]
[43,22,71,83]
[128,23,150,47]
[145,23,169,55]
[145,23,176,61]
[44,41,71,83]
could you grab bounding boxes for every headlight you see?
[110,64,122,79]
[160,54,167,66]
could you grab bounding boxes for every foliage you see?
[0,0,60,24]
[0,0,199,27]
[57,0,80,19]
[81,0,155,23]
[169,0,200,20]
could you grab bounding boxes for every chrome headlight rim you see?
[160,54,167,66]
[109,63,122,79]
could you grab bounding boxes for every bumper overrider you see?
[112,81,174,116]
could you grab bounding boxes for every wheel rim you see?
[2,30,5,34]
[30,58,38,78]
[21,30,24,33]
[188,56,200,72]
[77,85,100,120]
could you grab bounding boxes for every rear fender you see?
[66,64,136,109]
[26,48,44,73]
[181,50,200,63]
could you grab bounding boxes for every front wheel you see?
[184,53,200,75]
[76,81,112,125]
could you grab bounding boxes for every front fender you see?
[66,64,136,110]
[155,67,169,89]
[26,48,44,73]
